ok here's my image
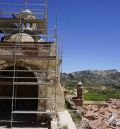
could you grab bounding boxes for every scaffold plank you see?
[0,97,53,100]
[12,111,51,114]
[0,76,56,79]
[0,70,55,72]
[0,82,55,85]
[0,55,56,60]
[0,41,54,45]
[0,18,46,24]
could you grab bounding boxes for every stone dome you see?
[8,33,34,42]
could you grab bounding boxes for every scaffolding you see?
[0,0,60,128]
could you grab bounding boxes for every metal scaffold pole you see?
[11,10,22,126]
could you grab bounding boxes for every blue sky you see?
[1,0,120,73]
[48,0,120,73]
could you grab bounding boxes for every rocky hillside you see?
[61,70,120,89]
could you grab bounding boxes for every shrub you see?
[62,125,68,129]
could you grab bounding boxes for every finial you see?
[78,81,82,85]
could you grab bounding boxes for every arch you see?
[0,65,38,126]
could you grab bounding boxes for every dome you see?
[8,33,34,42]
[78,81,82,85]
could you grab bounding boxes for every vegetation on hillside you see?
[61,71,120,101]
[84,89,120,101]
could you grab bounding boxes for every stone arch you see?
[0,65,39,126]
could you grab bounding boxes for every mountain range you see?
[61,69,120,89]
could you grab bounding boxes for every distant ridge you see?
[61,69,120,89]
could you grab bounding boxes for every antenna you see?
[61,38,64,74]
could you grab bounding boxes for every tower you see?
[72,81,83,107]
[0,0,63,128]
